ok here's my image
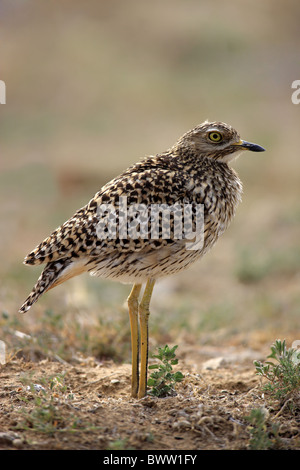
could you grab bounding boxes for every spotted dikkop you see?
[20,121,265,398]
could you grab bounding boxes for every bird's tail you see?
[19,259,73,313]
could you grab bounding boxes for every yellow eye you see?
[208,131,223,142]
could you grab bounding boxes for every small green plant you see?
[244,407,273,450]
[16,373,89,435]
[147,345,184,397]
[17,375,68,435]
[107,438,133,451]
[18,396,64,435]
[254,339,300,402]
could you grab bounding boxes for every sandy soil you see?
[0,343,299,451]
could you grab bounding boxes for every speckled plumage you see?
[19,121,264,398]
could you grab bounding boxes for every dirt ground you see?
[1,1,300,454]
[0,343,299,451]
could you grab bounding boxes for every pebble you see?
[110,379,120,384]
[201,357,227,370]
[0,432,21,445]
[173,419,191,429]
[26,384,46,392]
[12,439,23,448]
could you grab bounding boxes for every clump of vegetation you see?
[254,339,300,403]
[244,407,274,450]
[107,438,132,451]
[147,345,184,397]
[16,373,93,435]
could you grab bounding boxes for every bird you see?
[19,121,265,399]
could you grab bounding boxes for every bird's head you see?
[175,121,265,163]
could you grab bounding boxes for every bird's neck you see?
[169,144,210,166]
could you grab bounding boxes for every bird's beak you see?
[233,139,265,152]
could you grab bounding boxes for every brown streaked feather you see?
[19,258,87,313]
[20,121,248,313]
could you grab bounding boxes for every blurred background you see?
[0,0,299,363]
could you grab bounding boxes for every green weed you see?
[147,345,184,397]
[16,373,93,436]
[244,407,277,450]
[254,339,300,403]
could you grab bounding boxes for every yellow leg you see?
[138,278,155,399]
[127,283,142,398]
